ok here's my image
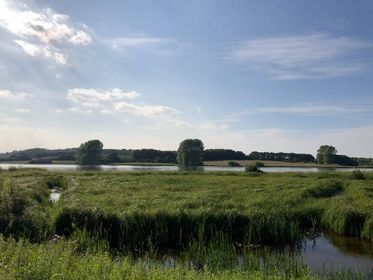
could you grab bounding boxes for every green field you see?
[0,169,372,279]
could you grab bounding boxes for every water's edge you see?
[1,163,372,173]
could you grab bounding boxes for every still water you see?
[1,163,372,173]
[302,232,373,274]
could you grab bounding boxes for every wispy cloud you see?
[228,33,371,80]
[0,89,33,100]
[253,104,373,116]
[16,108,31,113]
[112,36,168,49]
[0,0,92,65]
[113,101,179,118]
[110,35,191,56]
[67,88,141,109]
[66,87,181,121]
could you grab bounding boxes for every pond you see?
[1,163,373,173]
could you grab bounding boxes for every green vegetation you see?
[3,141,373,167]
[228,161,241,167]
[245,162,264,172]
[316,145,357,166]
[177,139,204,168]
[0,169,372,279]
[248,151,315,163]
[204,149,247,161]
[316,145,337,164]
[77,139,104,165]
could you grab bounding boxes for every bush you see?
[228,161,240,167]
[245,162,264,172]
[255,162,265,167]
[44,175,68,189]
[352,169,366,180]
[303,180,343,198]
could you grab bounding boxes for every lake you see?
[0,162,372,173]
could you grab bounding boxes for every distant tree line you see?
[248,151,315,163]
[316,145,357,166]
[132,149,177,163]
[1,141,371,167]
[203,149,247,161]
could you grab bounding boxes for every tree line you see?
[248,151,315,163]
[0,139,370,167]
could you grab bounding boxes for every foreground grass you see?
[0,169,372,279]
[0,235,318,280]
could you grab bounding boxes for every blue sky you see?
[1,0,373,156]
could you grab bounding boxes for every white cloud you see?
[0,0,92,65]
[228,33,371,80]
[67,88,141,108]
[67,87,180,120]
[14,39,68,64]
[0,89,33,100]
[69,30,92,45]
[114,101,179,117]
[14,39,40,56]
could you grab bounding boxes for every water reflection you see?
[0,163,373,173]
[302,232,373,273]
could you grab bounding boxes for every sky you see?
[1,0,373,157]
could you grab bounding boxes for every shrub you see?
[44,175,68,189]
[352,169,366,180]
[303,180,343,198]
[245,162,264,172]
[228,161,240,167]
[255,162,265,167]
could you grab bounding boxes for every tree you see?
[77,139,103,165]
[177,139,204,168]
[316,145,337,164]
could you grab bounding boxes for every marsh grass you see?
[0,169,373,279]
[0,235,317,280]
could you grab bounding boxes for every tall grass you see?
[0,235,318,280]
[0,169,372,279]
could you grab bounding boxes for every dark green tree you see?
[77,139,103,165]
[177,139,204,168]
[316,145,337,164]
